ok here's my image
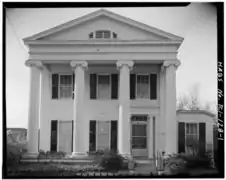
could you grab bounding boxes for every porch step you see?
[20,159,94,163]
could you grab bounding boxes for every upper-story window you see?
[130,74,157,100]
[90,73,118,100]
[52,74,74,99]
[89,30,117,39]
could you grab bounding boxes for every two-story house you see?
[23,9,215,159]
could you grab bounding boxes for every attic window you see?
[96,30,111,39]
[89,30,117,39]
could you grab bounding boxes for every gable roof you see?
[24,9,183,42]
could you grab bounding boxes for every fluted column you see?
[163,60,181,155]
[116,60,134,157]
[25,60,43,157]
[70,61,88,156]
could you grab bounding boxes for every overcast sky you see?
[6,3,217,128]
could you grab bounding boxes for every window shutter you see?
[72,74,75,99]
[111,74,118,99]
[50,120,58,152]
[130,74,136,99]
[199,123,206,156]
[89,120,96,151]
[150,74,157,100]
[178,122,185,153]
[52,74,59,99]
[90,74,97,99]
[111,120,118,152]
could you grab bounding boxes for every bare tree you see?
[177,83,201,110]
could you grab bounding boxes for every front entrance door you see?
[96,121,110,150]
[131,115,148,157]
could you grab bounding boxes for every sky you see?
[6,3,217,128]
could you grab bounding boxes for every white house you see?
[23,9,215,158]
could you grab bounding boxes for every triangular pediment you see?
[24,9,183,42]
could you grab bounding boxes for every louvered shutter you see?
[199,123,206,156]
[130,74,136,99]
[111,121,118,151]
[178,122,185,153]
[150,74,157,100]
[52,74,59,99]
[89,121,96,151]
[111,74,118,99]
[50,120,58,151]
[90,74,97,99]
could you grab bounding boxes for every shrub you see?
[99,150,124,171]
[7,144,22,166]
[164,152,213,175]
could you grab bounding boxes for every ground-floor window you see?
[185,123,199,154]
[89,120,117,151]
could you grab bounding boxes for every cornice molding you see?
[24,40,182,46]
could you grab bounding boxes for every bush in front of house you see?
[7,130,27,166]
[99,149,125,171]
[7,144,22,166]
[163,152,214,175]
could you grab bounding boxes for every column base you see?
[120,153,132,159]
[22,152,39,159]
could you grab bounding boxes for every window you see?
[96,30,111,39]
[88,30,118,39]
[136,74,149,99]
[185,123,199,154]
[98,74,111,99]
[90,73,118,100]
[59,75,73,99]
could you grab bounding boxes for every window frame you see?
[185,122,199,153]
[58,73,74,100]
[135,73,150,100]
[96,73,112,100]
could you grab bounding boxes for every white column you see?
[116,60,134,157]
[39,66,50,151]
[159,66,166,153]
[70,61,88,156]
[163,60,181,155]
[25,60,43,157]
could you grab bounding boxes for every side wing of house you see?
[177,111,215,155]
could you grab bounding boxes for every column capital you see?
[116,60,134,71]
[25,60,43,69]
[70,61,88,70]
[161,60,181,71]
[163,60,181,68]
